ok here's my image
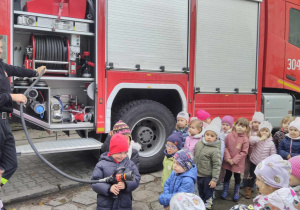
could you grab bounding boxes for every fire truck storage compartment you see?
[106,0,188,72]
[194,0,261,93]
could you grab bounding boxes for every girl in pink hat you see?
[196,110,211,129]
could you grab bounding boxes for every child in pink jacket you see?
[184,119,204,154]
[244,121,276,199]
[221,118,250,202]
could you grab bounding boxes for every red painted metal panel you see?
[96,0,106,133]
[262,0,285,89]
[188,0,197,116]
[0,0,11,65]
[106,71,188,101]
[194,94,256,121]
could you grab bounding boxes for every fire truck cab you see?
[0,0,299,172]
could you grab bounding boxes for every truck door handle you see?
[286,74,296,82]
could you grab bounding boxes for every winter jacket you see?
[159,164,197,208]
[219,131,227,160]
[100,135,141,169]
[273,128,288,149]
[173,126,189,147]
[220,129,232,138]
[184,131,204,154]
[222,131,249,173]
[278,134,300,160]
[0,59,37,113]
[249,136,276,165]
[248,128,259,157]
[91,152,141,210]
[293,185,300,200]
[194,138,222,182]
[161,151,175,189]
[253,188,300,210]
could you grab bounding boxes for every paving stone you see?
[134,184,145,192]
[139,174,155,184]
[19,206,52,210]
[150,201,164,210]
[45,196,69,207]
[132,201,150,210]
[72,190,97,205]
[133,190,159,203]
[53,204,78,210]
[150,171,162,178]
[145,182,163,193]
[85,204,97,210]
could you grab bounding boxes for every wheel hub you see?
[134,126,154,145]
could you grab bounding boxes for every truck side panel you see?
[0,0,12,65]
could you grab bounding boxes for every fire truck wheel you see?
[112,100,175,173]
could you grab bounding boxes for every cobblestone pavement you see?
[1,127,254,209]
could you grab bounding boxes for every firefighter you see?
[0,35,46,207]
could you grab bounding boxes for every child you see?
[184,119,204,154]
[161,133,183,189]
[289,155,300,200]
[273,115,295,149]
[278,117,300,160]
[91,134,141,210]
[252,154,299,209]
[241,112,264,189]
[173,111,189,146]
[170,193,205,210]
[101,120,141,168]
[216,115,234,191]
[245,121,276,199]
[196,109,211,128]
[159,149,197,209]
[221,117,250,202]
[194,117,222,209]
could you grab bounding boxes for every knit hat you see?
[252,112,264,123]
[166,133,183,150]
[255,154,292,188]
[259,121,273,133]
[230,205,254,210]
[288,155,300,179]
[170,193,205,210]
[205,117,221,138]
[177,111,189,122]
[109,134,129,155]
[196,110,211,121]
[190,116,198,123]
[174,149,194,171]
[222,115,234,128]
[113,120,131,135]
[289,117,300,131]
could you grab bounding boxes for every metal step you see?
[16,138,102,156]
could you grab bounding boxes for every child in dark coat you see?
[172,111,189,146]
[91,134,141,210]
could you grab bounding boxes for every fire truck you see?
[0,0,298,173]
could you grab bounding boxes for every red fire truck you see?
[0,0,299,172]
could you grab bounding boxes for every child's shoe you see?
[215,182,224,191]
[233,184,240,202]
[221,182,230,199]
[239,179,246,189]
[244,187,252,199]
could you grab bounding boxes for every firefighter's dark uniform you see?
[0,58,37,187]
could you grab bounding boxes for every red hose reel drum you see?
[26,0,87,19]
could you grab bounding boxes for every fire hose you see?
[19,69,135,184]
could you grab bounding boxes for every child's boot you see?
[239,179,246,189]
[233,184,240,202]
[221,182,230,199]
[244,187,252,199]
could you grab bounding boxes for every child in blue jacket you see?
[159,149,197,208]
[91,134,141,210]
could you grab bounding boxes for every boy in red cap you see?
[91,134,141,210]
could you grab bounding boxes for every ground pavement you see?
[1,124,254,209]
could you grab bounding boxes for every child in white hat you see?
[278,117,300,160]
[173,111,189,147]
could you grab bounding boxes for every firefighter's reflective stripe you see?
[1,177,8,185]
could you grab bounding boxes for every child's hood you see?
[179,164,197,183]
[188,129,205,139]
[285,134,300,140]
[176,125,189,132]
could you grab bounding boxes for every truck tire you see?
[112,100,175,173]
